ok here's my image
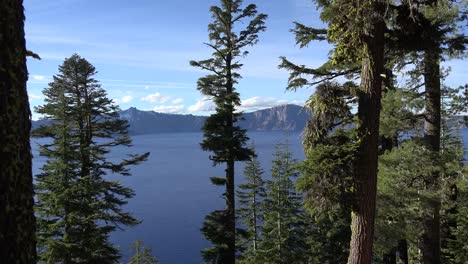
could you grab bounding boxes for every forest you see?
[0,0,467,263]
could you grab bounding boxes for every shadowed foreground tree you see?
[190,0,267,263]
[0,0,37,262]
[34,54,149,263]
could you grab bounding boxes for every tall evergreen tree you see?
[236,144,266,261]
[190,1,267,263]
[128,240,158,264]
[0,0,37,262]
[280,0,387,262]
[34,54,149,263]
[255,142,308,264]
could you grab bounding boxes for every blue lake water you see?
[31,129,467,263]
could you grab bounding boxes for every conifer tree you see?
[34,54,149,263]
[255,142,308,264]
[0,0,37,262]
[236,145,265,261]
[295,81,356,264]
[128,240,158,264]
[280,1,387,262]
[190,1,267,263]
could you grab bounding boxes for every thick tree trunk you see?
[0,0,37,263]
[347,2,385,264]
[421,48,441,264]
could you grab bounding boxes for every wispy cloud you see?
[114,95,133,104]
[188,97,215,113]
[172,98,184,104]
[152,105,185,114]
[141,93,170,103]
[29,94,43,100]
[239,97,289,112]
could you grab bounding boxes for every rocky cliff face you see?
[240,104,309,131]
[32,104,310,134]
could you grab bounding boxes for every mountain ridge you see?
[32,104,310,135]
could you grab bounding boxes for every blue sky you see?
[25,0,466,119]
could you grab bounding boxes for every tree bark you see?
[225,158,236,264]
[397,239,409,264]
[0,0,37,263]
[421,47,441,264]
[347,1,385,263]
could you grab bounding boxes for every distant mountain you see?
[32,104,310,135]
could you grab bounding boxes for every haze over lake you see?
[32,129,468,263]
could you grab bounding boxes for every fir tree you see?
[280,1,387,261]
[34,54,149,263]
[295,82,356,263]
[256,142,308,264]
[128,240,158,264]
[0,0,37,262]
[190,1,267,263]
[236,144,266,261]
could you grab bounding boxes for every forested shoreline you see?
[0,0,466,264]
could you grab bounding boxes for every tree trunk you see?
[347,2,385,264]
[383,248,396,264]
[225,158,236,264]
[421,48,441,264]
[0,0,37,263]
[397,239,409,264]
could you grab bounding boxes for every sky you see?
[24,0,467,120]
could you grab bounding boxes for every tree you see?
[255,142,309,264]
[236,144,266,261]
[190,1,267,263]
[34,54,149,263]
[280,0,387,262]
[0,0,37,262]
[129,240,158,264]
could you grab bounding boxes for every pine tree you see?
[190,1,267,263]
[236,144,266,261]
[0,0,37,262]
[34,54,149,263]
[256,142,308,264]
[128,240,158,264]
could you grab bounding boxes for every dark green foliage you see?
[254,142,309,264]
[291,81,356,263]
[236,145,266,260]
[34,54,149,263]
[128,240,158,264]
[190,1,267,262]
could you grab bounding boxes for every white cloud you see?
[188,97,215,113]
[172,98,184,104]
[31,75,47,81]
[114,95,133,104]
[121,95,133,103]
[239,97,289,112]
[29,94,42,100]
[141,93,170,103]
[152,105,185,114]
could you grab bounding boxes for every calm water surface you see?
[32,131,304,263]
[32,129,468,263]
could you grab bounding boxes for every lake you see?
[31,129,467,263]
